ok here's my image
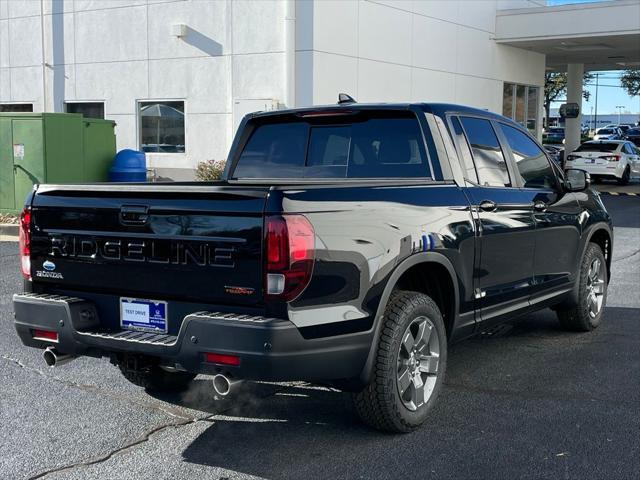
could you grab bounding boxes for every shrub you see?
[195,159,226,181]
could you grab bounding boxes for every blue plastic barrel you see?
[109,149,147,182]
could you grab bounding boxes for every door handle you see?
[479,200,497,212]
[533,201,547,212]
[120,205,149,226]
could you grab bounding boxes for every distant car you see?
[624,127,640,147]
[593,127,622,141]
[566,140,640,185]
[543,127,565,143]
[618,125,632,134]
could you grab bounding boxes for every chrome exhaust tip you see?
[43,347,74,367]
[212,374,241,396]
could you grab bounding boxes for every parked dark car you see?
[13,101,613,433]
[543,126,565,144]
[624,127,640,147]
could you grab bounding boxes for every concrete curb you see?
[0,223,18,237]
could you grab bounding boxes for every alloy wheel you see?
[586,257,605,318]
[396,316,440,411]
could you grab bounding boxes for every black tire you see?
[556,243,608,332]
[117,356,196,392]
[353,290,447,433]
[617,167,631,185]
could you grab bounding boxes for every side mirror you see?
[564,168,591,192]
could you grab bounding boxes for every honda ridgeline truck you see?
[13,101,612,432]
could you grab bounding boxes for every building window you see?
[502,83,539,137]
[139,101,185,153]
[65,102,105,119]
[0,103,33,112]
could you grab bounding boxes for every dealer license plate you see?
[120,298,168,333]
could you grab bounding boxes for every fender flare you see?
[562,221,613,308]
[585,220,612,253]
[358,251,460,384]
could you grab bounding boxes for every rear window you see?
[597,129,614,134]
[576,143,620,152]
[232,112,431,179]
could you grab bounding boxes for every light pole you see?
[594,73,599,129]
[590,106,594,133]
[615,106,625,125]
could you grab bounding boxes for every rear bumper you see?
[13,293,371,382]
[565,161,624,178]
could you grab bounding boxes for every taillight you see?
[566,154,579,161]
[602,155,620,162]
[264,215,315,301]
[18,207,31,280]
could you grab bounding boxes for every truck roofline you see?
[247,102,502,119]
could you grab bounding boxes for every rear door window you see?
[459,116,510,187]
[232,112,432,179]
[499,123,558,190]
[449,116,478,183]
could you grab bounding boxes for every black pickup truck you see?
[13,102,612,433]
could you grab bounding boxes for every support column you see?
[565,63,584,154]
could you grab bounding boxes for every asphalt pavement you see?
[1,195,638,480]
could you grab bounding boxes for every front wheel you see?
[556,243,608,332]
[353,290,447,433]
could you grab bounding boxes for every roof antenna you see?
[338,93,357,105]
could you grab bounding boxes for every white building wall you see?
[0,0,547,178]
[308,0,545,117]
[0,0,287,179]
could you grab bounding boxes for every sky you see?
[551,71,640,115]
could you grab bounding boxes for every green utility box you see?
[0,113,116,214]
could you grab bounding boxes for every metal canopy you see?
[495,0,640,72]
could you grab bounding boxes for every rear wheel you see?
[556,243,608,332]
[353,290,447,433]
[617,166,631,185]
[117,355,196,392]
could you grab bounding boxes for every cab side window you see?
[459,117,511,187]
[499,123,558,190]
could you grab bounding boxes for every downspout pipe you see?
[40,0,47,112]
[284,0,296,108]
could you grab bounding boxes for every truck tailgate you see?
[29,183,269,306]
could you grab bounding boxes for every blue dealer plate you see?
[120,298,168,333]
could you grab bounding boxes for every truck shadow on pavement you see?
[150,306,640,479]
